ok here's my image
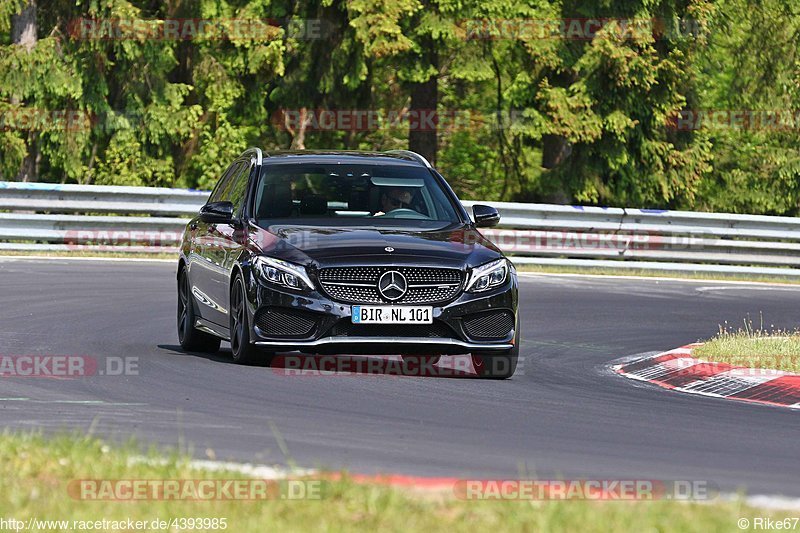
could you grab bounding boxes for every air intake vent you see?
[462,311,514,340]
[254,308,318,338]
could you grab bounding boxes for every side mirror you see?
[473,204,500,228]
[199,201,235,224]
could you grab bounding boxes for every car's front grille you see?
[328,320,456,338]
[254,308,318,338]
[318,266,463,304]
[320,285,383,304]
[462,311,515,340]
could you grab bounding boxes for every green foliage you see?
[693,0,800,215]
[1,431,797,533]
[0,0,797,215]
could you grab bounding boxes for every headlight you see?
[253,256,315,291]
[466,258,509,292]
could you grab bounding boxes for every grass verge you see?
[693,325,800,373]
[0,431,795,532]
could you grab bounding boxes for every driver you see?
[374,187,414,216]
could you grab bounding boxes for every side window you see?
[208,162,241,204]
[226,161,252,216]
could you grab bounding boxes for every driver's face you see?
[382,189,412,211]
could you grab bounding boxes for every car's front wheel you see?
[177,267,221,353]
[229,274,272,365]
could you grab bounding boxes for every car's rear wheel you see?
[471,317,520,379]
[230,275,272,365]
[177,267,221,353]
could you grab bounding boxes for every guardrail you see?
[1,181,799,277]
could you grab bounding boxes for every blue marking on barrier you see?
[639,209,669,214]
[0,181,62,191]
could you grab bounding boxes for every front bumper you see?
[254,337,513,352]
[245,272,518,355]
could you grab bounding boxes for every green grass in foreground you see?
[0,432,795,532]
[694,325,800,373]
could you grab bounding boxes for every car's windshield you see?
[254,163,462,226]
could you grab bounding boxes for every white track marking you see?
[0,255,173,263]
[517,271,799,288]
[128,456,315,479]
[695,285,800,292]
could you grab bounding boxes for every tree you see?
[693,0,800,214]
[0,0,796,216]
[509,0,715,206]
[10,0,37,181]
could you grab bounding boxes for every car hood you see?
[248,223,503,268]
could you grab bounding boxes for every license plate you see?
[351,305,432,324]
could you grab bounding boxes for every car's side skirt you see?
[195,318,230,341]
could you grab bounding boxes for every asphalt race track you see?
[1,258,798,497]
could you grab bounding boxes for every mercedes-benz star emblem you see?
[377,270,408,301]
[384,246,394,252]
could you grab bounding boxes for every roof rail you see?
[242,147,264,166]
[384,150,432,168]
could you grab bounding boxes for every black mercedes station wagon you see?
[177,149,520,378]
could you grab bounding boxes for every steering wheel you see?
[379,208,430,220]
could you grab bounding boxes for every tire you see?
[177,267,221,353]
[471,317,520,379]
[229,275,270,365]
